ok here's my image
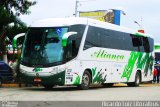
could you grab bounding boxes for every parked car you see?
[0,61,14,86]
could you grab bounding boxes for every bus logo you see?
[33,68,43,72]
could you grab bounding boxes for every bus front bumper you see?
[19,71,65,85]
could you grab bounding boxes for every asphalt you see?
[1,83,160,88]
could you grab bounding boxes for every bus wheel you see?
[78,71,91,90]
[0,78,2,87]
[127,72,141,87]
[102,83,114,87]
[43,84,54,90]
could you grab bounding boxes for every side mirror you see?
[62,32,77,47]
[13,33,25,49]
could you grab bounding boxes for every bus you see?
[19,17,154,89]
[155,44,160,66]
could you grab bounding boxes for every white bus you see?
[19,17,154,89]
[155,44,160,66]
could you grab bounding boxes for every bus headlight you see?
[59,68,65,72]
[50,68,65,74]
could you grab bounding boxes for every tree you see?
[0,0,36,62]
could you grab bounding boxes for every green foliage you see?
[0,0,36,15]
[6,19,27,40]
[0,0,36,34]
[0,0,36,60]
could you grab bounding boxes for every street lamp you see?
[134,21,141,28]
[134,21,145,33]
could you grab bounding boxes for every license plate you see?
[34,78,42,82]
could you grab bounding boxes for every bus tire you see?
[127,72,141,87]
[102,83,114,87]
[0,78,2,87]
[78,71,91,90]
[43,84,54,90]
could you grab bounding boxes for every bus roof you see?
[30,17,152,38]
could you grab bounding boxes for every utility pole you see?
[74,0,97,17]
[75,0,79,17]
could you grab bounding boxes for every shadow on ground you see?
[21,84,128,92]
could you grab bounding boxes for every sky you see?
[20,0,160,43]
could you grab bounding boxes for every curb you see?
[114,83,160,87]
[141,83,160,87]
[1,83,25,87]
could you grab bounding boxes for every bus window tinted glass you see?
[69,25,86,55]
[84,26,154,53]
[84,26,101,49]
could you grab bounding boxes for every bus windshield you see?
[21,27,68,67]
[21,25,86,67]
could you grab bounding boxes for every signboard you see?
[79,10,114,23]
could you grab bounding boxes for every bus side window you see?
[131,35,143,52]
[132,37,142,47]
[148,37,154,52]
[64,38,78,60]
[72,40,77,57]
[84,26,101,50]
[65,40,72,59]
[143,37,150,53]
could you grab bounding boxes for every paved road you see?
[0,84,160,101]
